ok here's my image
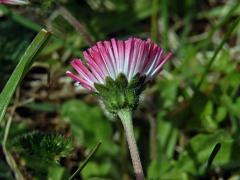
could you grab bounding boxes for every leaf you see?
[0,29,51,124]
[173,131,240,175]
[60,100,121,178]
[205,143,221,173]
[0,159,14,180]
[201,101,218,130]
[11,131,72,163]
[10,131,72,179]
[158,78,180,108]
[60,100,119,156]
[157,111,179,158]
[196,16,240,88]
[22,102,58,112]
[0,122,28,145]
[81,161,114,179]
[0,19,34,62]
[47,165,66,180]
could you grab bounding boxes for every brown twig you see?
[2,89,25,180]
[148,115,157,161]
[58,6,94,46]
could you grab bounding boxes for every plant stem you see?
[150,0,159,42]
[2,109,24,180]
[2,89,24,180]
[196,16,240,89]
[118,109,145,180]
[148,115,157,161]
[58,6,94,46]
[0,29,50,124]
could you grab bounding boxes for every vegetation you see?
[0,0,239,179]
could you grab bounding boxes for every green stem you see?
[150,0,159,42]
[196,16,240,89]
[118,109,145,180]
[68,141,101,180]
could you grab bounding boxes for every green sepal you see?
[94,73,146,113]
[105,76,116,88]
[94,83,109,94]
[115,73,128,89]
[128,73,146,90]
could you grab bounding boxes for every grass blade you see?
[0,29,51,124]
[196,16,240,89]
[206,143,221,172]
[160,0,169,49]
[150,0,159,42]
[68,141,102,180]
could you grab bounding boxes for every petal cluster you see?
[0,0,29,5]
[67,37,172,91]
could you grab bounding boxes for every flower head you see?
[67,37,172,112]
[0,0,29,5]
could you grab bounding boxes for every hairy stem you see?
[118,109,145,180]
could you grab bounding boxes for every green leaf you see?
[81,161,113,179]
[0,19,34,62]
[215,106,227,123]
[204,143,221,173]
[157,111,179,158]
[47,166,66,180]
[0,122,28,145]
[201,101,217,130]
[11,131,72,163]
[197,16,240,89]
[0,29,51,124]
[0,159,14,180]
[10,131,72,179]
[173,131,240,175]
[22,102,58,112]
[60,100,118,156]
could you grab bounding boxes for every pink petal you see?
[83,52,105,83]
[66,71,95,91]
[139,40,151,74]
[104,41,118,76]
[144,49,163,76]
[151,51,173,78]
[124,38,133,76]
[0,0,29,5]
[117,40,125,73]
[97,41,116,78]
[71,59,96,84]
[128,39,140,79]
[88,47,109,77]
[111,38,120,73]
[83,51,105,80]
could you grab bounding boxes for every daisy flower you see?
[67,37,172,112]
[0,0,29,5]
[67,37,172,180]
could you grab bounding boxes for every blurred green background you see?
[0,0,240,179]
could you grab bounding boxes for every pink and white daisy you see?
[66,37,172,91]
[67,37,172,179]
[0,0,29,5]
